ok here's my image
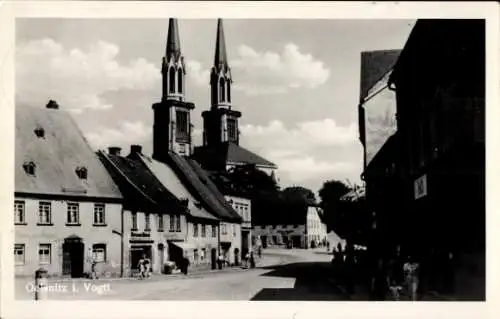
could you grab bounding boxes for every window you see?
[212,225,217,238]
[132,212,138,230]
[23,161,36,176]
[93,204,106,225]
[227,118,237,142]
[176,215,181,232]
[92,244,106,262]
[201,248,206,261]
[38,244,51,264]
[201,224,206,237]
[169,66,175,93]
[158,214,164,231]
[176,110,188,138]
[227,81,231,102]
[145,213,151,231]
[193,223,199,237]
[75,167,87,180]
[67,203,80,225]
[14,244,25,265]
[169,214,175,232]
[219,77,225,102]
[194,249,199,263]
[221,223,227,235]
[38,202,51,225]
[14,200,25,224]
[177,69,183,93]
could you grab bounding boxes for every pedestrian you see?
[183,256,190,275]
[244,252,250,269]
[91,258,98,280]
[326,241,330,252]
[218,253,223,269]
[137,254,146,279]
[144,257,151,278]
[258,246,262,259]
[403,255,420,301]
[370,258,389,301]
[250,251,256,268]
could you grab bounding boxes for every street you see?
[16,248,346,301]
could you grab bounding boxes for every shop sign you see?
[414,174,428,200]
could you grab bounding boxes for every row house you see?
[14,101,123,277]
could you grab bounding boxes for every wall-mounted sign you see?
[414,174,428,200]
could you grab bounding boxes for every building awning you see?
[169,241,197,251]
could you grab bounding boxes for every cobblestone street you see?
[16,248,344,301]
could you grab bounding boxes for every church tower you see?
[153,18,195,161]
[202,18,242,147]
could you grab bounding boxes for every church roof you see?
[97,151,185,214]
[146,152,242,223]
[214,18,229,70]
[15,104,122,200]
[360,49,401,102]
[194,142,277,169]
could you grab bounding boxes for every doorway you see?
[130,245,152,271]
[211,248,217,269]
[62,236,84,278]
[234,248,240,266]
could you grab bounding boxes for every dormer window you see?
[75,166,87,180]
[23,161,36,176]
[34,127,45,138]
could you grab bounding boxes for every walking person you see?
[404,255,420,301]
[182,255,190,275]
[144,257,151,278]
[91,257,98,280]
[137,254,146,279]
[249,251,256,268]
[370,258,389,301]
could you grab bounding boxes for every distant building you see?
[14,101,123,277]
[192,19,278,176]
[253,205,327,249]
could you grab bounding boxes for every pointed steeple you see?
[214,18,228,71]
[166,18,181,58]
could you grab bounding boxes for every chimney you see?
[46,100,59,110]
[130,145,142,155]
[108,147,121,156]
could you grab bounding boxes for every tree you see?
[282,186,317,205]
[318,180,351,235]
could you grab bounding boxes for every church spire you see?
[166,18,181,59]
[214,18,228,71]
[210,18,232,109]
[162,18,185,102]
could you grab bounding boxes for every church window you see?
[227,81,231,103]
[227,118,237,142]
[176,110,188,137]
[219,77,225,102]
[169,66,176,94]
[177,69,183,93]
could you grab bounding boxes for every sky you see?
[15,18,416,193]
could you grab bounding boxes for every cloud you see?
[239,118,358,184]
[186,60,210,86]
[85,120,152,150]
[188,43,329,95]
[16,38,160,114]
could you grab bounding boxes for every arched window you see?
[169,66,175,94]
[227,81,231,103]
[219,77,225,102]
[177,69,183,93]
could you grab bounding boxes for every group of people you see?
[331,242,458,301]
[137,254,152,279]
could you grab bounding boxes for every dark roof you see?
[194,142,277,169]
[137,154,219,221]
[150,151,242,223]
[214,18,229,70]
[360,49,401,102]
[97,151,184,214]
[15,105,122,200]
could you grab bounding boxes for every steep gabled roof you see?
[360,49,401,102]
[97,151,184,213]
[194,142,277,169]
[137,154,219,221]
[151,151,242,223]
[15,105,122,200]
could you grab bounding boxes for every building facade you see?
[225,195,252,257]
[15,102,123,277]
[360,20,485,259]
